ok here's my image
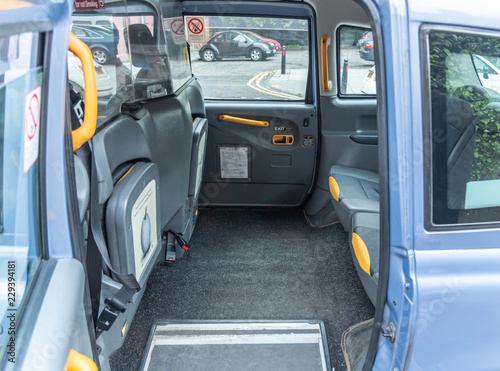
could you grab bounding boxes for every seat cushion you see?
[329,165,380,230]
[350,212,380,305]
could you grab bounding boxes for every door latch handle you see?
[381,321,396,343]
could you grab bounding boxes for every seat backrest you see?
[128,23,160,68]
[446,85,491,157]
[183,78,206,118]
[447,102,500,209]
[128,23,171,98]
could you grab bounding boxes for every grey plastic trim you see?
[349,134,378,145]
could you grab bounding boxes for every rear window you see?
[337,26,375,96]
[187,15,310,101]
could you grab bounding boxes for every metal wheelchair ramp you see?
[140,321,331,371]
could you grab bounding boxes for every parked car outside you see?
[356,31,372,48]
[71,24,117,65]
[199,30,275,61]
[242,31,281,51]
[72,15,113,30]
[359,38,374,61]
[473,54,500,93]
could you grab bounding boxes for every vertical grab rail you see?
[321,35,331,92]
[69,32,98,151]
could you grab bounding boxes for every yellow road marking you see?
[247,71,301,100]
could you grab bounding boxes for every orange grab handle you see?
[219,115,269,127]
[69,32,98,151]
[321,35,331,92]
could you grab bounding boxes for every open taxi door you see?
[0,1,98,370]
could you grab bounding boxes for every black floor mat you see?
[110,209,374,371]
[140,321,330,371]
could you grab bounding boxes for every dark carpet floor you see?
[110,208,374,371]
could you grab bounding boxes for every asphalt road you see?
[191,49,309,100]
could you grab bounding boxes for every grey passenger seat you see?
[328,165,379,231]
[350,213,379,305]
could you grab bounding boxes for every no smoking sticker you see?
[185,16,209,43]
[23,86,41,173]
[166,17,186,45]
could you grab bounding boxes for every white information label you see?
[23,86,41,173]
[131,180,158,279]
[219,146,249,179]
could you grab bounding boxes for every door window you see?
[425,28,500,226]
[0,31,44,357]
[337,26,375,96]
[189,16,310,101]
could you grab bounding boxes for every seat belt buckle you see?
[163,230,176,263]
[96,306,119,332]
[176,234,190,251]
[168,230,190,251]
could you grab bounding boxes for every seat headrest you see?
[128,24,158,68]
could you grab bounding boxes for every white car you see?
[68,52,114,98]
[361,65,376,95]
[473,54,500,93]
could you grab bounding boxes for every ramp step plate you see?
[140,321,331,371]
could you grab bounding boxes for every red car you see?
[243,31,281,51]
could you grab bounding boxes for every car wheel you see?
[203,48,216,62]
[92,48,109,64]
[250,48,263,61]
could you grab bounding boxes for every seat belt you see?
[88,147,141,336]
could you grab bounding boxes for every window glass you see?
[71,4,172,123]
[0,32,43,354]
[188,16,309,101]
[427,30,500,225]
[161,1,192,92]
[338,26,375,96]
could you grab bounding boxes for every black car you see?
[359,38,374,61]
[72,24,117,65]
[199,31,275,62]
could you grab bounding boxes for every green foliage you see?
[471,106,500,181]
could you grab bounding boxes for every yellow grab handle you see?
[69,32,98,151]
[219,115,269,127]
[65,349,98,371]
[321,35,331,92]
